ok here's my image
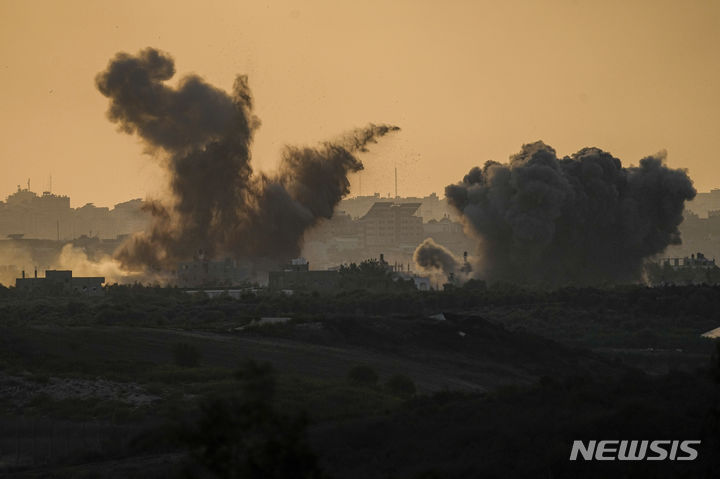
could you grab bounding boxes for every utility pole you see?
[394,167,398,198]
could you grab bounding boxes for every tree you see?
[338,259,415,292]
[176,360,325,478]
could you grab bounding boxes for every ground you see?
[0,285,718,477]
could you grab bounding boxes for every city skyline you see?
[5,175,720,211]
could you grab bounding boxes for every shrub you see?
[347,365,379,387]
[175,360,324,478]
[172,342,201,368]
[385,374,416,399]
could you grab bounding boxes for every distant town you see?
[0,184,469,288]
[0,181,148,241]
[2,184,720,289]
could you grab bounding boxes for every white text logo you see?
[569,440,700,461]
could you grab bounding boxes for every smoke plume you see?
[413,238,470,283]
[0,242,152,287]
[96,48,399,270]
[445,141,695,285]
[55,244,153,285]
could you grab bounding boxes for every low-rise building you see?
[648,252,720,285]
[659,252,716,269]
[176,257,249,287]
[268,258,339,293]
[15,269,104,295]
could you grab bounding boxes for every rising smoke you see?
[413,238,470,283]
[429,141,696,286]
[96,48,399,270]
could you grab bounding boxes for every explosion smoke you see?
[413,238,469,283]
[442,141,695,285]
[96,48,399,270]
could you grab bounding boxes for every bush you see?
[385,374,416,399]
[174,360,325,478]
[347,365,379,387]
[172,342,201,368]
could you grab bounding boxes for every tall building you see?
[339,192,456,221]
[423,215,475,255]
[0,186,150,240]
[360,202,424,251]
[0,186,71,239]
[685,189,720,218]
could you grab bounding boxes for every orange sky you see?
[1,0,719,207]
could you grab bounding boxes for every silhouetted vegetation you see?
[2,284,720,477]
[347,365,379,387]
[172,360,325,478]
[312,364,720,478]
[172,342,202,368]
[338,259,416,292]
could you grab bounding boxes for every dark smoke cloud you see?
[96,48,399,270]
[413,238,465,282]
[446,141,696,285]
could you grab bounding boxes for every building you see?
[685,189,720,218]
[423,215,475,256]
[268,255,432,293]
[659,252,717,270]
[302,198,480,271]
[360,202,424,251]
[654,209,720,264]
[0,184,150,240]
[268,258,339,292]
[392,271,431,291]
[301,201,429,270]
[339,192,456,221]
[0,235,128,288]
[15,269,105,295]
[0,185,71,240]
[176,256,250,287]
[647,252,720,285]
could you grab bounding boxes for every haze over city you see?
[2,0,719,208]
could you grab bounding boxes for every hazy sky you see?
[1,0,719,207]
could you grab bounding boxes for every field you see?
[0,284,719,477]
